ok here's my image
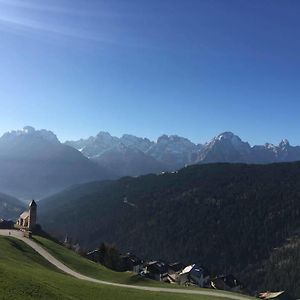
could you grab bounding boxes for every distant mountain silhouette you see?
[0,127,112,199]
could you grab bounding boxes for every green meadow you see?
[0,236,231,300]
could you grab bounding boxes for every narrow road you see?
[0,230,251,300]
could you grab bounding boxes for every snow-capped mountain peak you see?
[279,139,290,148]
[65,130,300,174]
[215,131,236,141]
[264,143,277,151]
[209,132,251,152]
[197,132,251,163]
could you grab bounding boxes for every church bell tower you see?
[28,199,37,230]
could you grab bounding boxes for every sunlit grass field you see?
[0,236,230,300]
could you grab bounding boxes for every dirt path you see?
[0,229,251,300]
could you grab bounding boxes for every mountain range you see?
[66,130,300,171]
[1,126,300,199]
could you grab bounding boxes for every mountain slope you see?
[146,135,199,169]
[0,192,25,220]
[120,134,154,152]
[65,132,155,158]
[1,235,227,300]
[66,131,120,158]
[0,127,111,199]
[196,132,300,164]
[197,132,251,163]
[92,145,166,177]
[39,162,300,297]
[66,132,201,172]
[66,131,167,177]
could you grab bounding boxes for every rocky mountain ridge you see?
[66,131,300,171]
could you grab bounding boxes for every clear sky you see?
[0,0,299,145]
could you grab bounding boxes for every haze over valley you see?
[1,126,300,200]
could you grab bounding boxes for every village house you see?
[167,262,185,282]
[86,249,101,262]
[120,253,144,273]
[16,200,37,230]
[144,261,170,282]
[211,274,243,292]
[177,264,210,287]
[259,291,285,300]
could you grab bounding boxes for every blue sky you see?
[0,0,299,145]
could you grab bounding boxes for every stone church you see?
[16,200,37,230]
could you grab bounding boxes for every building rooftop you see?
[20,211,29,219]
[29,200,37,207]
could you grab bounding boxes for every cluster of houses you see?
[0,201,283,298]
[86,250,243,292]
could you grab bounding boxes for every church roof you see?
[20,211,29,219]
[29,200,37,207]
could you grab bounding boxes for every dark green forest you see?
[39,162,300,298]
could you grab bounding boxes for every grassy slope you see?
[0,236,226,300]
[34,235,154,285]
[33,235,254,299]
[34,235,198,288]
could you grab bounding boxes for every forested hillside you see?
[39,162,300,297]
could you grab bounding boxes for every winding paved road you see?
[0,229,251,300]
